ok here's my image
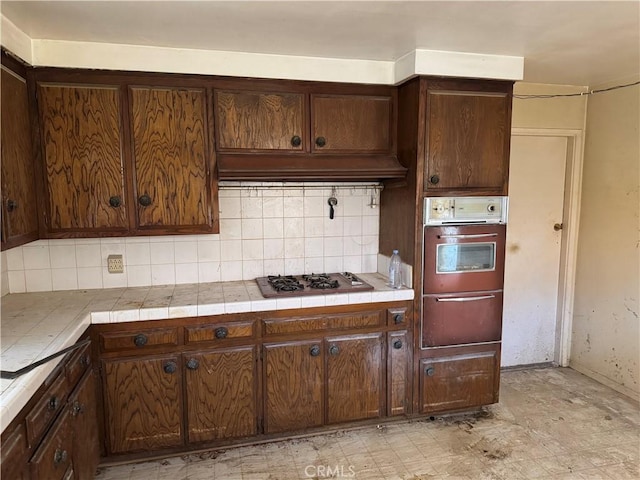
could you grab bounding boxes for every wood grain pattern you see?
[185,347,256,442]
[185,321,254,343]
[103,355,183,453]
[388,331,409,416]
[419,350,498,414]
[0,423,29,480]
[426,90,510,192]
[37,84,127,230]
[70,370,100,480]
[215,90,305,151]
[264,340,323,433]
[29,409,73,480]
[25,371,69,448]
[326,333,383,423]
[312,95,392,153]
[263,311,382,335]
[99,327,179,352]
[1,67,39,247]
[130,87,210,228]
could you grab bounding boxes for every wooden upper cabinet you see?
[1,63,39,249]
[130,86,213,232]
[424,79,513,195]
[37,83,128,233]
[311,94,393,154]
[214,90,305,151]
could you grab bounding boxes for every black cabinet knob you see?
[6,199,17,212]
[80,355,90,367]
[393,340,403,350]
[163,361,177,374]
[393,313,404,324]
[138,194,152,207]
[48,396,59,411]
[291,135,302,147]
[329,344,339,356]
[215,327,228,339]
[425,366,435,377]
[53,449,68,465]
[71,401,84,416]
[186,358,200,370]
[429,175,440,185]
[109,196,122,208]
[315,136,326,148]
[309,345,321,357]
[133,334,148,347]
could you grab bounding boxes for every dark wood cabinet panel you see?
[37,83,128,232]
[424,82,512,195]
[29,409,73,480]
[215,90,305,151]
[69,370,100,480]
[387,330,409,416]
[263,340,324,433]
[326,333,383,423]
[130,87,211,230]
[103,355,183,453]
[419,348,499,414]
[311,94,393,153]
[184,347,257,442]
[1,65,38,249]
[1,423,30,480]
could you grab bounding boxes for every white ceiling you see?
[2,1,639,86]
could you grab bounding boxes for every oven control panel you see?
[424,197,508,225]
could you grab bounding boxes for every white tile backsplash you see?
[6,183,382,293]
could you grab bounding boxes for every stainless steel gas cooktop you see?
[255,272,373,298]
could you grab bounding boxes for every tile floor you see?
[95,367,639,479]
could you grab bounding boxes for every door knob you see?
[553,223,563,231]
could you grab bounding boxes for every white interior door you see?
[502,135,567,367]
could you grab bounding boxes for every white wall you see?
[3,183,380,293]
[570,78,640,399]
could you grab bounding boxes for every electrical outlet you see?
[107,254,124,274]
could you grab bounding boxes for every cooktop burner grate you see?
[256,272,373,298]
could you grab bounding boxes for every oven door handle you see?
[437,233,498,239]
[436,295,496,302]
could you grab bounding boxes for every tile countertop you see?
[0,273,413,433]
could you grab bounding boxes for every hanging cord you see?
[514,80,640,99]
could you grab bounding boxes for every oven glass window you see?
[436,242,496,273]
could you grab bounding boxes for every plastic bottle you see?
[388,250,402,289]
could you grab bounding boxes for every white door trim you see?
[510,128,584,367]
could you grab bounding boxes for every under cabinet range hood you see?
[216,154,407,181]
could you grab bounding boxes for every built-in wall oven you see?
[422,197,508,348]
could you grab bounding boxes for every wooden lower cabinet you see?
[387,330,410,416]
[264,340,324,434]
[326,333,383,423]
[30,410,73,480]
[184,347,257,442]
[70,371,100,480]
[1,424,30,480]
[103,355,183,453]
[419,345,500,414]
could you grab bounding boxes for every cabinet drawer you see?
[25,370,69,448]
[263,311,382,336]
[30,409,73,480]
[65,342,91,387]
[1,423,29,480]
[99,327,178,352]
[185,321,254,344]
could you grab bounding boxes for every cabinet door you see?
[214,90,305,151]
[130,86,212,231]
[1,66,38,249]
[184,346,257,443]
[30,409,73,480]
[102,355,183,453]
[37,83,128,232]
[326,333,383,423]
[387,331,410,416]
[69,370,99,480]
[311,94,393,153]
[264,340,323,433]
[425,83,512,194]
[1,423,30,480]
[419,349,499,414]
